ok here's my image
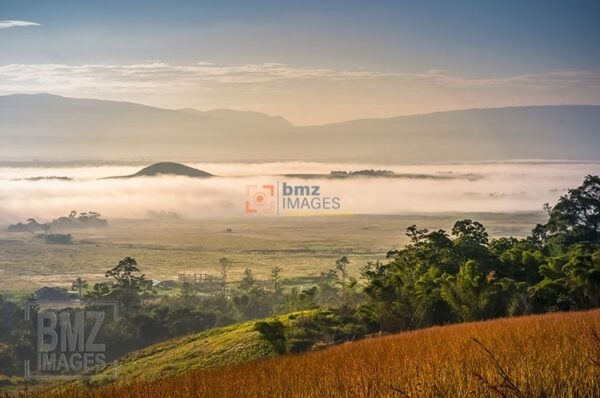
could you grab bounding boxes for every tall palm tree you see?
[72,277,89,300]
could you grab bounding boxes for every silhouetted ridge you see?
[108,162,214,178]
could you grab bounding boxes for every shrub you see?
[45,233,72,244]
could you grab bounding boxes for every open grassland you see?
[32,309,600,398]
[0,212,545,293]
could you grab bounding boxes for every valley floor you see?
[0,212,545,293]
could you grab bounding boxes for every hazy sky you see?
[1,0,599,124]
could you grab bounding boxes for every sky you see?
[1,0,599,124]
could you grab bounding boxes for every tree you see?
[271,266,283,294]
[179,281,196,299]
[334,256,353,308]
[452,219,489,246]
[106,257,144,288]
[165,308,216,336]
[529,244,600,312]
[255,320,286,354]
[287,286,317,312]
[319,256,357,309]
[452,219,489,263]
[270,266,286,314]
[439,261,511,322]
[218,257,233,296]
[105,257,147,307]
[71,277,88,299]
[85,283,111,301]
[239,268,256,291]
[537,175,600,245]
[138,278,156,305]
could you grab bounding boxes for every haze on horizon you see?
[1,1,599,124]
[1,161,599,223]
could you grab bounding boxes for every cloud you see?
[0,61,598,124]
[0,62,394,91]
[0,62,597,93]
[415,69,600,89]
[0,20,40,29]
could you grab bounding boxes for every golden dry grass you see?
[32,309,600,398]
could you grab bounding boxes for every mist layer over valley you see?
[0,161,598,224]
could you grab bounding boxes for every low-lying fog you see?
[0,161,598,224]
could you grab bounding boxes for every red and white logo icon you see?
[245,184,276,213]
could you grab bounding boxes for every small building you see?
[34,286,72,302]
[177,273,221,291]
[155,280,178,290]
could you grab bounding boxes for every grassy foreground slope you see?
[88,313,308,385]
[40,309,600,397]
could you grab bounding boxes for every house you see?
[34,286,72,301]
[155,280,178,290]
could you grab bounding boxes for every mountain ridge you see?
[179,107,292,128]
[5,93,598,127]
[1,94,599,162]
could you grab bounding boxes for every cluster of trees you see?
[0,297,32,376]
[358,175,600,332]
[255,175,600,352]
[329,169,396,177]
[0,255,365,365]
[7,210,107,233]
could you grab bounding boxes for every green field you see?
[0,212,546,293]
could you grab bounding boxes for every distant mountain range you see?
[1,94,599,162]
[178,108,291,128]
